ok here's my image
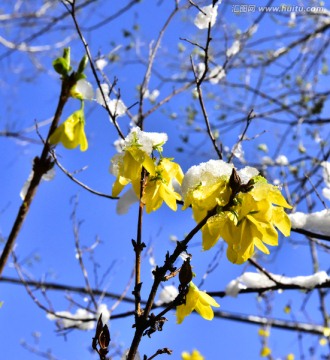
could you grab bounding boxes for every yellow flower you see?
[49,104,88,151]
[284,305,291,314]
[323,327,330,337]
[181,349,204,360]
[286,354,295,360]
[141,158,183,213]
[182,161,292,264]
[258,328,270,337]
[201,181,292,264]
[319,337,328,346]
[110,127,170,198]
[182,160,233,222]
[176,282,220,324]
[111,147,155,197]
[260,346,271,357]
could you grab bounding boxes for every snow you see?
[74,79,94,100]
[143,89,160,102]
[124,127,168,155]
[321,161,330,201]
[108,98,126,117]
[323,188,330,201]
[181,159,234,197]
[226,40,240,57]
[209,65,226,84]
[261,156,274,165]
[116,188,138,214]
[95,58,108,71]
[289,210,330,236]
[275,155,289,166]
[156,285,179,305]
[20,167,55,200]
[181,160,259,198]
[96,303,110,325]
[231,142,245,163]
[113,138,125,153]
[95,83,127,117]
[47,308,95,330]
[194,4,219,30]
[226,271,329,297]
[95,83,110,106]
[237,166,259,183]
[47,303,110,330]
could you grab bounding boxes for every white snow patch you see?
[124,127,168,155]
[226,271,329,297]
[47,303,110,330]
[156,285,179,305]
[275,155,289,166]
[182,160,234,198]
[289,210,330,236]
[226,40,240,57]
[116,187,139,214]
[194,3,219,30]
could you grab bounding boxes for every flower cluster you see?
[182,160,292,264]
[110,127,183,213]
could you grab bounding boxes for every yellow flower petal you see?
[176,282,219,323]
[182,349,204,360]
[272,206,291,236]
[194,301,214,320]
[202,214,227,250]
[252,183,292,209]
[49,107,88,152]
[198,289,220,308]
[260,346,271,357]
[319,337,328,346]
[284,305,291,314]
[141,158,182,213]
[258,328,270,337]
[323,327,330,337]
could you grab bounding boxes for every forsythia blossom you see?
[141,158,183,213]
[181,349,205,360]
[110,127,183,213]
[182,160,292,264]
[260,347,272,357]
[49,102,88,151]
[110,146,155,197]
[176,282,220,324]
[110,128,160,196]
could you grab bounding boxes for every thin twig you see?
[63,0,125,139]
[50,150,118,199]
[71,196,98,309]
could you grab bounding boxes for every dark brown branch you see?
[291,228,330,241]
[0,73,76,276]
[0,276,137,304]
[213,310,328,336]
